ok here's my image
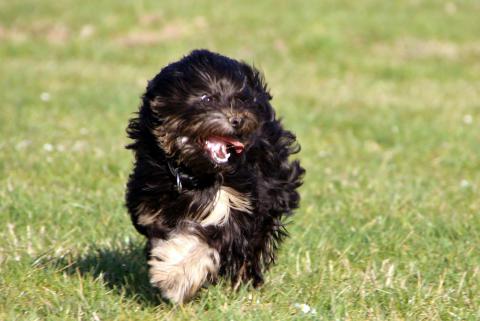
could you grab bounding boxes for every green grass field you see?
[1,0,480,320]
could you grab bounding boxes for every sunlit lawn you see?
[1,0,479,320]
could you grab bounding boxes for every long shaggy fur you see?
[125,49,305,303]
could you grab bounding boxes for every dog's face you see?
[145,50,275,174]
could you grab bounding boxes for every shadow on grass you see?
[52,241,167,306]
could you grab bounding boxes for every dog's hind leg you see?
[233,261,247,291]
[148,228,220,303]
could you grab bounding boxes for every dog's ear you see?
[253,121,305,216]
[239,63,276,122]
[148,95,165,110]
[142,77,167,113]
[259,100,276,122]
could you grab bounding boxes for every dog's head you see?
[140,50,275,174]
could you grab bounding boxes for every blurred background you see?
[1,0,479,320]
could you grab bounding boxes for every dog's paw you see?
[148,232,220,303]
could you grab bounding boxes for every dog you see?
[125,49,304,303]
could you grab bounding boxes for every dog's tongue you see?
[204,136,244,164]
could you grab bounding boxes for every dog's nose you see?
[229,116,243,128]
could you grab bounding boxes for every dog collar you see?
[167,160,203,193]
[167,161,183,193]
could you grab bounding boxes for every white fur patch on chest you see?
[200,186,252,226]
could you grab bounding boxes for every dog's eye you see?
[200,94,212,103]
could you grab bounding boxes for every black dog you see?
[126,50,304,303]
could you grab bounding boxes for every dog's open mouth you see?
[204,136,244,164]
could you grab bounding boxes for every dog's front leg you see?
[147,226,220,303]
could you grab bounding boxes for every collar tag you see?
[167,161,183,193]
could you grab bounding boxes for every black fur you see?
[126,50,304,296]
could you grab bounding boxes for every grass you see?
[1,0,479,320]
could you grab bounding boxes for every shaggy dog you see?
[125,50,304,303]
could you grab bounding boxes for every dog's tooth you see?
[205,138,231,164]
